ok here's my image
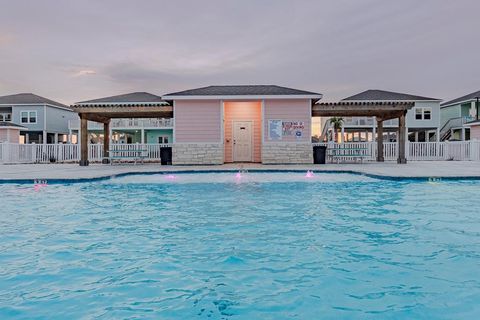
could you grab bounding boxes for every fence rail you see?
[312,141,480,162]
[1,141,480,164]
[0,143,172,164]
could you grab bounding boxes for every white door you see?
[233,121,253,162]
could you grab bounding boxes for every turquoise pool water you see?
[0,172,479,319]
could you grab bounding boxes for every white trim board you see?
[162,94,323,100]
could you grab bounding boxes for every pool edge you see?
[1,168,480,184]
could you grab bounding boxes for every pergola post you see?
[79,114,89,166]
[397,111,407,164]
[376,117,384,162]
[102,120,110,164]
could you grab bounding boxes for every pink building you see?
[163,85,322,165]
[466,120,480,140]
[0,122,26,143]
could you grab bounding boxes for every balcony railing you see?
[341,117,398,127]
[68,118,174,130]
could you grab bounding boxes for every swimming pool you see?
[0,172,479,319]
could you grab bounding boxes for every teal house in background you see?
[440,90,480,141]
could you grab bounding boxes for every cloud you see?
[0,0,479,102]
[72,69,97,77]
[0,32,14,46]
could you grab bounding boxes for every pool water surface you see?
[0,172,479,319]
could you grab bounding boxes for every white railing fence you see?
[0,143,172,164]
[312,141,480,162]
[1,141,480,164]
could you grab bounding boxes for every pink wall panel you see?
[0,130,7,142]
[174,100,221,143]
[263,99,312,142]
[224,101,262,163]
[471,126,480,140]
[0,128,20,143]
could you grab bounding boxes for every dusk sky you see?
[0,0,478,104]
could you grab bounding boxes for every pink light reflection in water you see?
[34,183,48,191]
[165,174,177,181]
[305,170,314,178]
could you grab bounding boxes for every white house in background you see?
[0,93,77,144]
[439,90,479,141]
[319,90,442,142]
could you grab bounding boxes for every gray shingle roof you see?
[0,121,26,128]
[77,92,167,104]
[163,85,322,97]
[0,93,69,108]
[441,90,480,107]
[342,90,440,102]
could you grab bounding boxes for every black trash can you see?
[313,146,327,164]
[160,147,172,165]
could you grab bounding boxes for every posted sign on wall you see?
[268,120,305,140]
[268,120,283,140]
[282,121,305,138]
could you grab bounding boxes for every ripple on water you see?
[0,174,479,319]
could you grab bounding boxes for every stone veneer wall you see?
[262,143,313,164]
[173,143,224,165]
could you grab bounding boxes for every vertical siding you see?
[224,101,262,162]
[174,100,221,143]
[263,99,311,142]
[471,125,480,140]
[0,129,8,142]
[0,128,20,143]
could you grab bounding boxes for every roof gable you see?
[163,85,322,98]
[441,90,480,107]
[77,92,167,104]
[0,93,69,108]
[0,121,26,128]
[342,90,440,102]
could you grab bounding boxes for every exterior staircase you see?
[440,116,475,141]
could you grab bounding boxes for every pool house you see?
[162,85,323,165]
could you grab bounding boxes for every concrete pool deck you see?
[0,161,479,181]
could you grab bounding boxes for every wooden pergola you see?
[71,103,173,166]
[312,101,415,163]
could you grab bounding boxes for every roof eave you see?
[161,94,323,100]
[342,99,441,103]
[441,98,476,108]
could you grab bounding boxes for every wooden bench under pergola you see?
[71,102,172,166]
[312,101,415,163]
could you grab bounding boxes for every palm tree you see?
[329,117,344,143]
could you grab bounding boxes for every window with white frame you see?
[21,111,37,123]
[415,107,432,120]
[158,136,169,144]
[0,113,11,121]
